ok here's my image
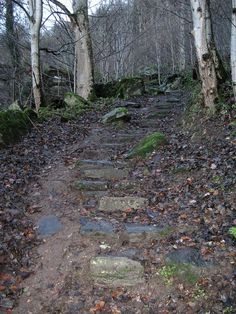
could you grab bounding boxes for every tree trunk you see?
[73,0,94,99]
[190,0,218,110]
[179,1,186,72]
[28,0,43,111]
[205,0,227,82]
[231,0,236,100]
[6,0,20,102]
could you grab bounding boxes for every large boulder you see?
[64,92,91,109]
[102,107,130,124]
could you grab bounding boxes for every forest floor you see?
[0,91,236,314]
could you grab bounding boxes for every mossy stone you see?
[102,107,130,124]
[64,92,91,108]
[126,132,167,158]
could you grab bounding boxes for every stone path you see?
[14,90,219,314]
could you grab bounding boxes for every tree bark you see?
[6,0,20,102]
[73,0,94,99]
[179,1,186,72]
[231,0,236,100]
[190,0,218,110]
[28,0,43,111]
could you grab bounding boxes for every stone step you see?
[77,159,114,168]
[166,97,181,103]
[90,256,144,287]
[80,218,115,236]
[74,180,108,191]
[123,223,174,243]
[81,167,130,180]
[98,196,148,212]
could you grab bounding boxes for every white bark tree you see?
[28,0,43,111]
[73,0,94,99]
[190,0,218,110]
[231,0,236,101]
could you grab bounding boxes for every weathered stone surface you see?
[64,92,90,108]
[90,256,144,286]
[37,215,62,237]
[74,180,108,191]
[82,168,130,180]
[102,107,131,124]
[98,196,148,212]
[124,224,173,242]
[114,180,139,191]
[80,219,115,236]
[165,248,206,267]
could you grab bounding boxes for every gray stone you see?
[124,223,173,242]
[166,98,180,103]
[37,215,63,237]
[123,101,141,108]
[90,256,144,287]
[82,168,130,180]
[80,219,115,236]
[165,248,206,267]
[77,159,114,168]
[98,196,148,212]
[102,107,131,124]
[74,180,108,191]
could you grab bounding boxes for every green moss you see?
[64,92,91,108]
[126,132,167,158]
[158,263,199,285]
[229,227,236,239]
[0,109,30,145]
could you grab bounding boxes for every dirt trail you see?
[12,92,236,314]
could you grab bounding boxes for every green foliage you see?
[126,132,167,158]
[229,227,236,239]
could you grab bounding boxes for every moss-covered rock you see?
[115,77,145,99]
[102,107,130,124]
[94,77,145,99]
[64,92,91,108]
[0,109,30,146]
[126,132,167,158]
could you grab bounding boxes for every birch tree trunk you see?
[73,0,94,99]
[28,0,43,111]
[231,0,236,101]
[190,0,218,110]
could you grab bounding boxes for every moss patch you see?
[38,93,91,121]
[158,263,199,285]
[126,132,167,158]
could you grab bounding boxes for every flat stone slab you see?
[90,256,144,287]
[74,180,108,191]
[80,218,115,236]
[82,168,130,180]
[166,98,180,103]
[166,248,207,267]
[98,196,148,212]
[124,223,173,242]
[37,215,62,237]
